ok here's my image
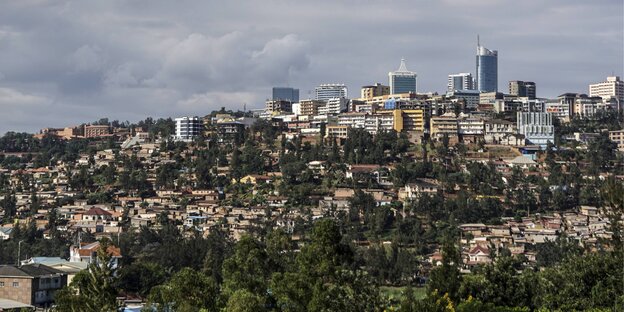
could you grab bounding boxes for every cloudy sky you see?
[0,0,622,133]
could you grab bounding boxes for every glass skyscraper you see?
[389,59,417,94]
[272,87,299,102]
[476,44,498,92]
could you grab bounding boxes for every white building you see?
[589,76,623,104]
[517,112,554,147]
[315,84,348,101]
[447,73,474,92]
[319,97,349,115]
[175,116,202,142]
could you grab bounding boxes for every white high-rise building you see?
[589,76,623,106]
[175,116,202,142]
[447,73,474,92]
[315,84,348,101]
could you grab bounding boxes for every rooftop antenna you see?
[477,34,480,47]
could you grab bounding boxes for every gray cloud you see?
[0,0,621,133]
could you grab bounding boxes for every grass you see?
[380,286,427,302]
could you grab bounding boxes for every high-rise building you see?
[361,83,390,99]
[447,73,474,92]
[509,81,536,99]
[389,59,417,94]
[517,112,554,147]
[175,116,202,142]
[272,87,299,103]
[476,39,498,92]
[315,84,348,101]
[589,76,623,104]
[265,100,292,113]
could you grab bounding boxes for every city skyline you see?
[0,1,622,133]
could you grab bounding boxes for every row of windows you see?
[0,281,19,287]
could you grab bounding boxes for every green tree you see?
[147,267,219,312]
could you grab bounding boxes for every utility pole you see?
[17,240,25,266]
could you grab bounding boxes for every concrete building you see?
[299,99,325,116]
[318,97,348,115]
[272,87,299,103]
[517,112,554,147]
[509,81,536,99]
[265,99,292,113]
[361,83,390,99]
[609,130,624,151]
[315,84,348,101]
[430,115,459,142]
[83,125,111,138]
[457,116,485,143]
[476,40,498,92]
[448,73,474,92]
[589,76,623,104]
[175,116,202,142]
[0,264,67,308]
[389,59,417,94]
[448,90,481,109]
[485,119,516,144]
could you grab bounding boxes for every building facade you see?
[361,83,390,99]
[315,84,348,101]
[589,76,623,104]
[389,59,417,94]
[0,264,67,308]
[175,116,202,142]
[448,73,474,92]
[272,87,300,103]
[517,112,554,147]
[509,81,536,99]
[476,43,498,92]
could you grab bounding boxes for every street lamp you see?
[17,240,25,266]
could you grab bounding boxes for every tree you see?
[225,289,266,312]
[147,267,219,312]
[427,236,461,302]
[54,239,119,312]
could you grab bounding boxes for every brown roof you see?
[84,207,112,216]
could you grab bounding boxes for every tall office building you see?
[175,116,202,142]
[509,81,536,99]
[315,84,348,101]
[447,73,474,92]
[272,87,299,103]
[389,59,417,94]
[589,76,623,104]
[476,39,498,92]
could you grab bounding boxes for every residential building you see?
[484,119,516,144]
[0,264,67,308]
[318,97,348,115]
[517,112,554,147]
[572,95,615,118]
[69,241,122,269]
[389,59,417,94]
[589,76,623,104]
[400,109,425,132]
[509,81,536,99]
[299,99,325,116]
[361,83,390,99]
[315,84,348,101]
[175,116,202,142]
[338,113,367,129]
[609,130,624,151]
[326,125,349,139]
[476,41,498,92]
[272,87,299,103]
[430,115,458,142]
[457,116,485,143]
[448,73,474,92]
[265,99,292,113]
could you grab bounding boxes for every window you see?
[12,282,19,287]
[0,282,4,287]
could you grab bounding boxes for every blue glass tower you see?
[272,87,299,102]
[476,41,498,92]
[389,59,417,94]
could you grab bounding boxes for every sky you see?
[0,0,622,133]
